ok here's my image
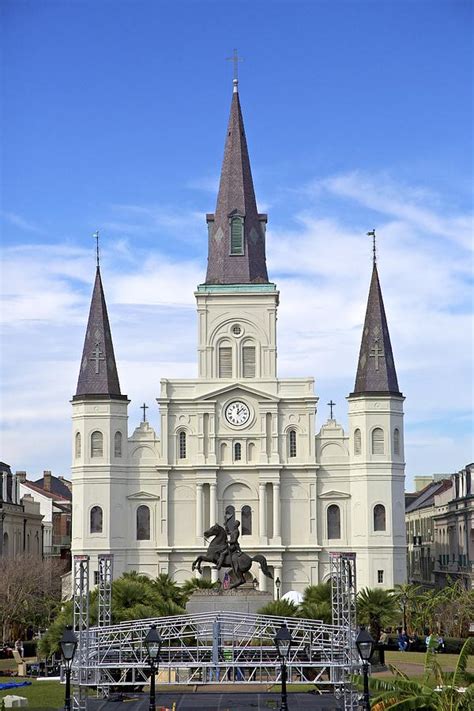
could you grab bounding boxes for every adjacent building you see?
[0,462,43,558]
[71,79,406,593]
[406,463,473,589]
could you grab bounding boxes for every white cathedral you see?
[71,79,406,594]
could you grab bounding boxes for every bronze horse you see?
[192,523,273,590]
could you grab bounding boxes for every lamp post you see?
[356,626,375,711]
[274,624,292,711]
[275,576,281,600]
[252,577,259,590]
[60,625,78,711]
[144,624,162,711]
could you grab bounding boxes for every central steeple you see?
[205,81,269,284]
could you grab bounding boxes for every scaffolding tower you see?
[72,555,90,711]
[330,552,358,709]
[97,554,113,628]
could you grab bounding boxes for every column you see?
[196,483,203,539]
[259,482,267,542]
[210,482,217,526]
[273,482,281,541]
[259,568,267,592]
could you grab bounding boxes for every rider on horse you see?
[215,512,241,575]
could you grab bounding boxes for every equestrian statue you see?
[192,511,273,590]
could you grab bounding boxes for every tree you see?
[297,583,332,624]
[356,588,398,642]
[360,638,474,710]
[258,599,298,617]
[151,573,187,608]
[0,555,66,642]
[392,583,421,634]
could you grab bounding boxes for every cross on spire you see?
[226,48,243,92]
[369,339,385,370]
[327,400,336,420]
[141,402,148,423]
[91,342,105,374]
[367,229,376,265]
[93,230,100,267]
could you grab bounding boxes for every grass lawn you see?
[0,676,63,710]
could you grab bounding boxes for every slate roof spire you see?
[351,262,402,397]
[205,82,269,284]
[74,266,126,400]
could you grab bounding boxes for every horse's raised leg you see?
[191,556,202,573]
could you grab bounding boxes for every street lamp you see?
[252,577,259,590]
[275,576,281,600]
[356,626,375,711]
[60,625,78,711]
[144,624,162,711]
[274,624,292,711]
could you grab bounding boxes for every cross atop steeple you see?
[367,229,377,266]
[141,402,148,423]
[93,230,100,268]
[226,48,243,93]
[327,400,336,419]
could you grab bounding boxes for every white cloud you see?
[1,211,44,234]
[1,174,472,482]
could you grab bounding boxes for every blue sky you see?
[1,0,473,485]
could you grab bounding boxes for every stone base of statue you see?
[186,584,273,616]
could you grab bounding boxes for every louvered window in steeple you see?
[242,346,256,378]
[219,346,232,378]
[230,217,244,255]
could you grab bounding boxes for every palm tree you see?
[392,583,421,634]
[297,583,332,623]
[151,573,187,607]
[362,638,474,710]
[357,587,398,642]
[258,599,298,617]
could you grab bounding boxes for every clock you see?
[225,400,250,426]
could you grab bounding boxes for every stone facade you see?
[71,84,407,594]
[0,463,43,558]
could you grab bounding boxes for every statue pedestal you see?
[186,587,273,616]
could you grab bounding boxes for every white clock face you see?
[225,400,250,426]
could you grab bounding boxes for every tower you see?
[347,254,406,587]
[71,265,129,581]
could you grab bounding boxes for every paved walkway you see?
[90,690,342,710]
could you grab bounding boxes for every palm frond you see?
[453,637,473,687]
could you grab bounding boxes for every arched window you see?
[248,442,255,462]
[114,431,122,457]
[75,432,81,458]
[354,428,361,455]
[374,504,386,532]
[393,428,400,456]
[234,442,242,461]
[230,216,244,255]
[289,429,297,458]
[327,504,341,539]
[225,505,235,528]
[3,532,9,557]
[371,427,384,455]
[219,344,232,378]
[241,505,252,535]
[91,431,103,458]
[178,431,186,459]
[137,505,150,540]
[90,506,103,533]
[242,345,256,378]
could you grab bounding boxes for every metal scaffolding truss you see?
[72,555,90,711]
[72,610,353,693]
[97,554,113,628]
[330,552,358,709]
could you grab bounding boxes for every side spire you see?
[205,74,269,285]
[74,263,125,400]
[351,246,401,397]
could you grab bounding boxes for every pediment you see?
[200,382,279,402]
[127,491,160,501]
[319,490,350,500]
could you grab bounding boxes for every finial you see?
[367,229,376,266]
[93,231,100,267]
[226,48,243,92]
